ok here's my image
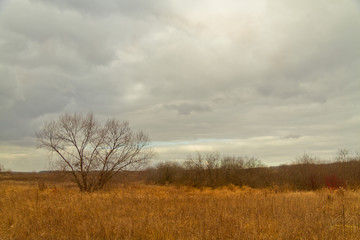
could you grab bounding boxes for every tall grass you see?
[1,181,360,239]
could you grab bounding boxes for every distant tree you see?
[335,148,350,162]
[335,148,360,162]
[294,152,321,164]
[0,163,10,173]
[36,112,155,192]
[149,162,184,185]
[184,152,264,188]
[291,153,323,190]
[220,155,264,169]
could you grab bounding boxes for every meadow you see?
[1,179,360,240]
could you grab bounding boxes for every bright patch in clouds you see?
[152,135,344,166]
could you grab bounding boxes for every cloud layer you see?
[0,0,359,171]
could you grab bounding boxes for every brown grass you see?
[1,181,360,239]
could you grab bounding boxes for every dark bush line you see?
[2,150,359,191]
[144,152,360,190]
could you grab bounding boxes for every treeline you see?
[145,150,360,190]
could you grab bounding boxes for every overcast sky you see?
[0,0,359,171]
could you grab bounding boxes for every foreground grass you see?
[1,181,360,239]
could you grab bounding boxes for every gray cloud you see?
[164,103,212,115]
[31,0,172,18]
[0,0,359,171]
[282,134,302,140]
[0,1,117,70]
[0,67,18,109]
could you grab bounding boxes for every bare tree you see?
[294,152,321,164]
[335,148,350,162]
[36,112,155,192]
[0,163,10,173]
[184,152,264,188]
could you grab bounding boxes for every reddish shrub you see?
[325,175,345,189]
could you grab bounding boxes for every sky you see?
[0,0,359,172]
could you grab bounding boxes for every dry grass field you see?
[1,180,360,240]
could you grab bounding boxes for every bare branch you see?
[36,112,154,192]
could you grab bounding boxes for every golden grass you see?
[1,181,360,239]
